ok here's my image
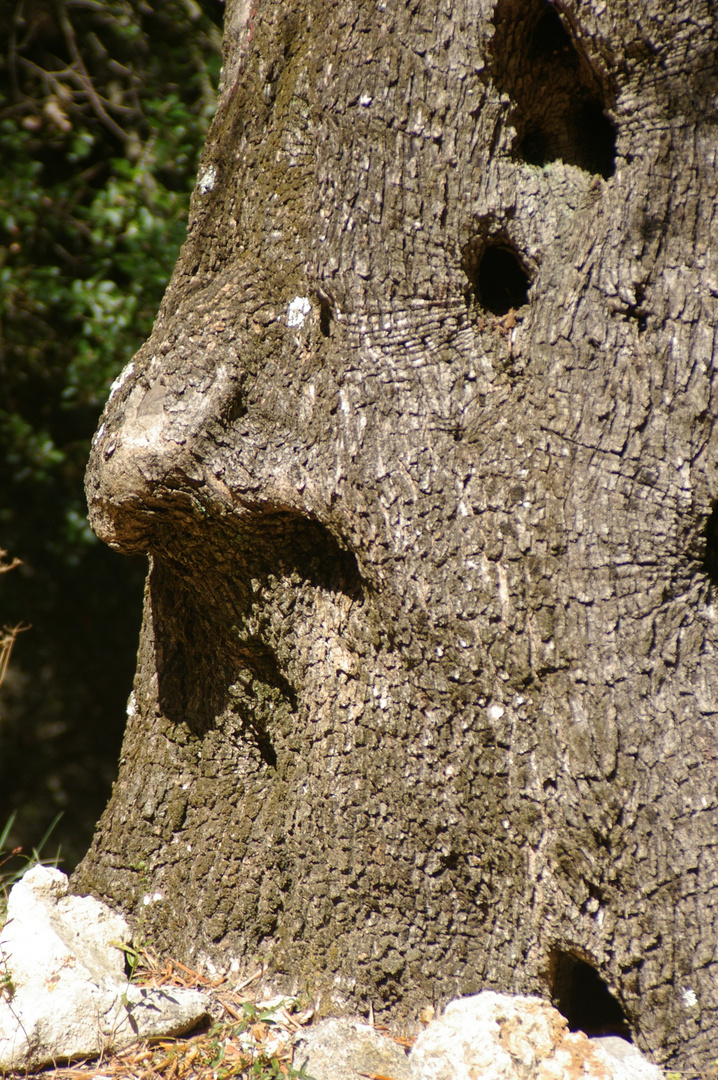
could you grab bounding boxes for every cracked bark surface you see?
[74,0,718,1069]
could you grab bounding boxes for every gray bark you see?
[74,0,718,1070]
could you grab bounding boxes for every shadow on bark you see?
[148,513,364,754]
[701,505,718,588]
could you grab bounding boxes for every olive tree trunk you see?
[74,0,718,1069]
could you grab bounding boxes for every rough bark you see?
[74,0,718,1070]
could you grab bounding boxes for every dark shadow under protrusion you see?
[148,514,364,745]
[551,951,632,1038]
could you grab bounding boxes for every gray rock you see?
[0,865,209,1070]
[293,1017,414,1080]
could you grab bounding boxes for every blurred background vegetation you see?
[0,0,222,870]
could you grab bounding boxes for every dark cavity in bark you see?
[473,243,531,315]
[550,950,632,1039]
[318,297,333,338]
[490,0,617,178]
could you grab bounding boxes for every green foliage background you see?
[0,0,221,867]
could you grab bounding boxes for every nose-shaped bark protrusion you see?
[86,357,238,554]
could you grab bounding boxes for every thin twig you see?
[0,627,21,691]
[0,552,25,709]
[0,551,21,576]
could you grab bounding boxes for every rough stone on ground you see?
[293,995,664,1080]
[409,993,665,1080]
[591,1037,667,1080]
[0,865,209,1070]
[293,1017,414,1080]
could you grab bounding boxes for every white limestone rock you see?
[409,993,665,1080]
[0,865,209,1070]
[589,1036,668,1080]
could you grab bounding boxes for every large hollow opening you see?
[474,243,531,316]
[551,951,632,1039]
[490,0,617,179]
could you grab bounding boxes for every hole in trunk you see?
[550,951,632,1038]
[575,99,617,180]
[475,244,530,315]
[490,0,617,178]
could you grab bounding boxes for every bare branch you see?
[57,2,129,143]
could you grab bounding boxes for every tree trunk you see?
[74,0,718,1069]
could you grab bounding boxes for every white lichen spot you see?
[359,94,372,107]
[142,892,164,906]
[126,691,137,718]
[497,563,510,615]
[108,361,134,402]
[489,704,505,721]
[198,164,217,194]
[682,987,698,1008]
[286,295,311,328]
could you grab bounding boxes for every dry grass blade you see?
[130,948,228,992]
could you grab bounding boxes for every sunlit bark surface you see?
[75,0,718,1068]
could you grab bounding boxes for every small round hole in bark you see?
[476,244,530,315]
[551,951,631,1038]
